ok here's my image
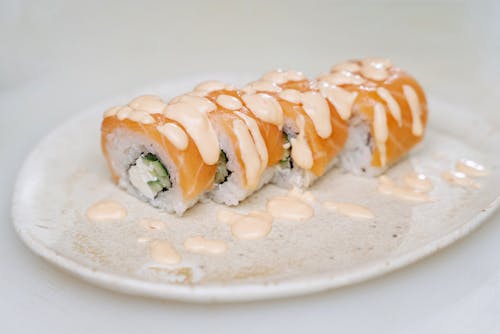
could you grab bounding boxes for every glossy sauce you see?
[116,106,155,124]
[128,95,165,114]
[360,58,392,81]
[116,106,132,119]
[404,172,433,192]
[456,159,488,177]
[441,170,480,188]
[150,240,181,265]
[235,111,269,168]
[233,119,262,189]
[323,201,375,219]
[116,106,134,121]
[216,94,243,110]
[402,85,423,136]
[169,95,216,114]
[330,61,361,73]
[320,71,365,86]
[266,196,314,221]
[288,186,315,204]
[193,80,233,94]
[163,100,220,165]
[129,110,155,124]
[319,84,358,121]
[217,209,273,240]
[86,200,127,222]
[378,175,432,202]
[242,93,284,128]
[278,89,302,104]
[184,236,227,255]
[373,103,389,166]
[376,87,402,126]
[300,91,332,138]
[243,80,282,94]
[261,69,305,84]
[290,115,314,169]
[156,123,189,150]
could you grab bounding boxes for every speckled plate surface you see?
[12,75,500,302]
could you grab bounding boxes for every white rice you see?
[339,113,386,176]
[273,157,338,189]
[209,125,275,205]
[104,128,198,215]
[105,112,385,214]
[272,120,338,189]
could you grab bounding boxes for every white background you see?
[1,0,499,332]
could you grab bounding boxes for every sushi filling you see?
[215,151,231,184]
[128,153,171,200]
[279,133,292,169]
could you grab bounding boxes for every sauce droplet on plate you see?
[86,200,127,222]
[266,196,314,221]
[288,187,315,204]
[404,172,433,192]
[150,240,181,265]
[455,159,488,177]
[441,170,480,189]
[184,236,228,255]
[217,209,273,240]
[323,201,375,219]
[378,175,432,202]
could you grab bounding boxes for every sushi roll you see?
[317,58,428,175]
[167,80,284,205]
[100,60,428,215]
[241,70,349,188]
[101,95,218,215]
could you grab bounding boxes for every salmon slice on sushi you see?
[167,80,284,205]
[241,70,349,188]
[101,95,218,215]
[317,58,428,175]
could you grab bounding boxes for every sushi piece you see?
[241,70,349,188]
[167,80,284,205]
[101,95,218,215]
[317,58,428,175]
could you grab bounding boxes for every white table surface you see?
[1,1,499,332]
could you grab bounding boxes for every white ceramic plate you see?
[12,75,500,302]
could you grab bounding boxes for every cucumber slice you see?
[147,180,164,194]
[279,157,292,169]
[148,160,169,177]
[128,153,172,199]
[215,151,230,184]
[156,175,172,189]
[143,153,158,161]
[280,133,292,169]
[141,154,171,190]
